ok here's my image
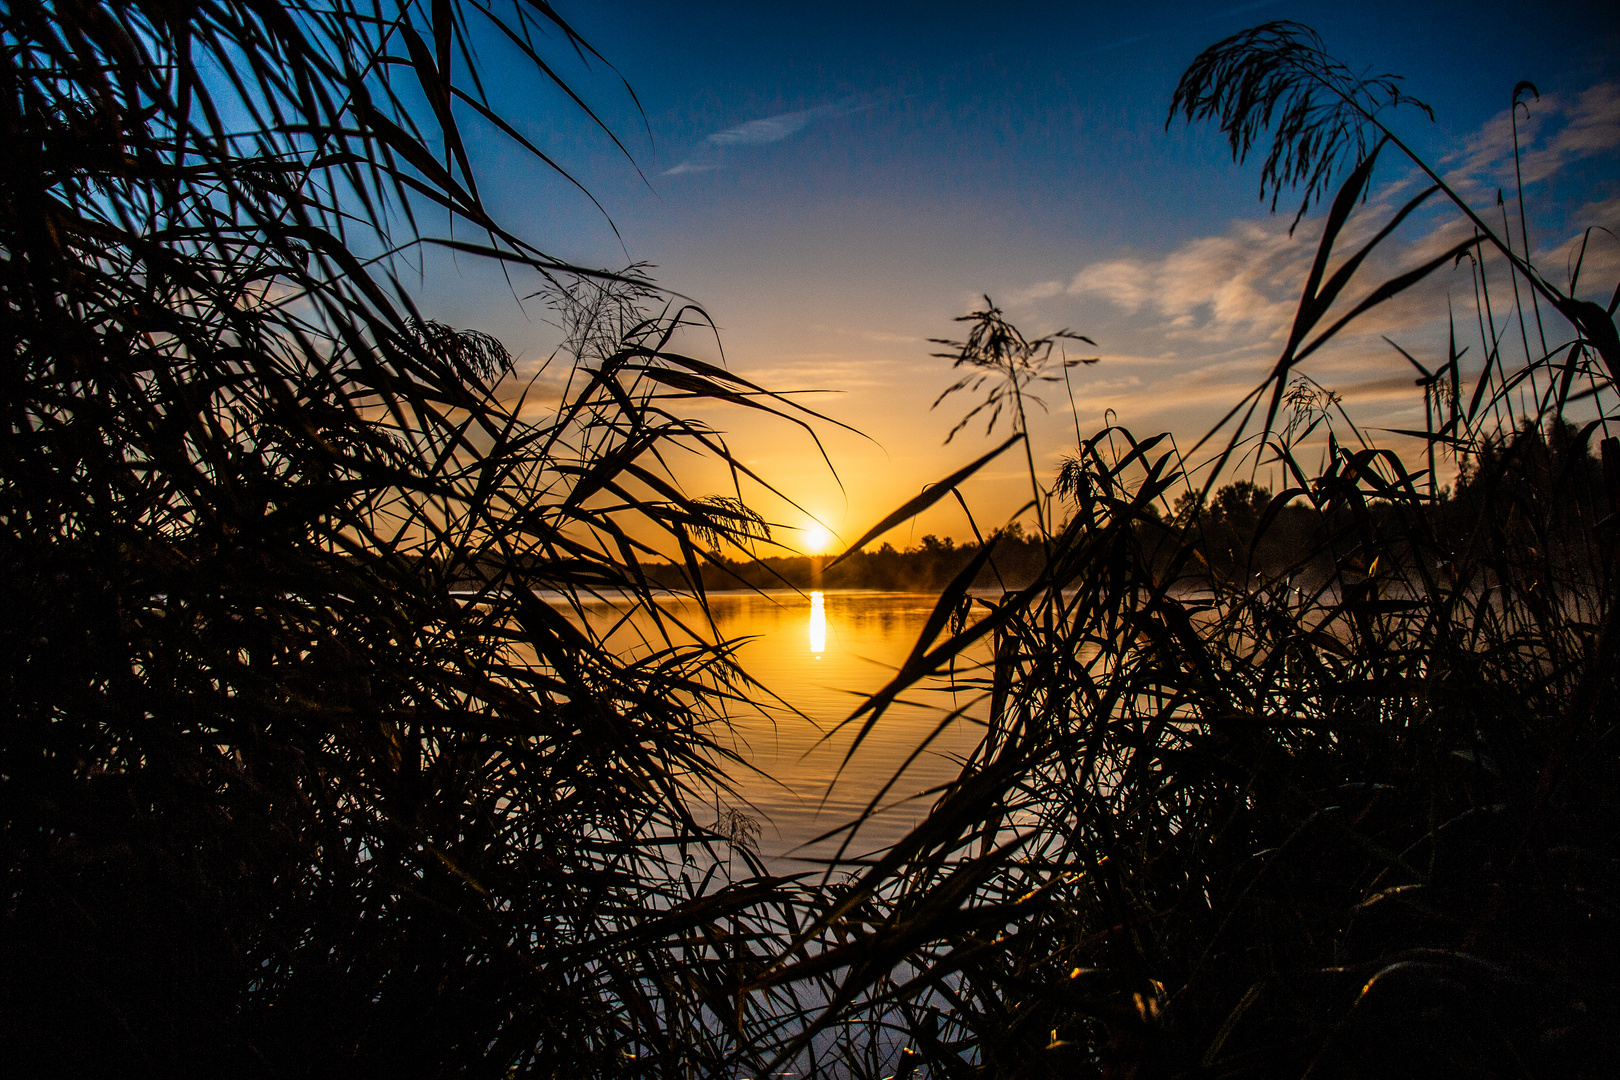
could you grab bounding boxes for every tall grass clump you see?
[766,23,1620,1079]
[0,2,829,1074]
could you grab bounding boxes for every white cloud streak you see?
[666,102,868,175]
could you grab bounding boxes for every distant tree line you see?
[631,418,1608,596]
[655,525,1046,593]
[1143,415,1610,590]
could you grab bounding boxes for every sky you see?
[415,0,1620,555]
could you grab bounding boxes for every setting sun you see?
[801,523,833,554]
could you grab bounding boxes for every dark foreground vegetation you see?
[0,0,828,1072]
[3,5,1617,1079]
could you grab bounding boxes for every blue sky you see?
[418,0,1620,550]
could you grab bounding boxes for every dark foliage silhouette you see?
[9,6,1620,1077]
[0,1,827,1074]
[764,23,1620,1080]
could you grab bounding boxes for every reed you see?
[0,2,828,1074]
[7,6,1616,1076]
[767,22,1620,1079]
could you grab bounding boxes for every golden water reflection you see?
[808,590,826,655]
[571,590,990,869]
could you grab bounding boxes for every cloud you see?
[737,353,895,391]
[664,160,722,177]
[708,107,831,146]
[1001,279,1065,307]
[1066,219,1308,343]
[1053,80,1620,352]
[1445,81,1620,192]
[1006,82,1620,447]
[1550,194,1620,298]
[1066,261,1153,313]
[666,102,868,176]
[1050,211,1467,434]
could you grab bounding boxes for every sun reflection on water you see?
[569,591,991,865]
[808,590,826,655]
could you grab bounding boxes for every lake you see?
[574,590,991,873]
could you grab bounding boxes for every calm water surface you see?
[578,590,990,870]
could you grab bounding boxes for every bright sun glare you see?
[802,524,832,554]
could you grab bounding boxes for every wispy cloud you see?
[666,102,868,175]
[1445,82,1620,192]
[1001,279,1065,307]
[1060,86,1620,353]
[1065,220,1307,343]
[1055,206,1484,434]
[1062,80,1620,334]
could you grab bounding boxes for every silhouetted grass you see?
[0,2,828,1075]
[763,23,1620,1079]
[7,7,1618,1078]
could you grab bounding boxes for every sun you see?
[801,523,832,555]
